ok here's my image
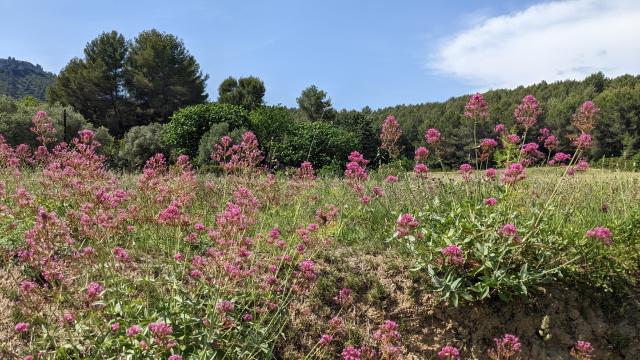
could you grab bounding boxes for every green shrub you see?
[0,95,114,153]
[196,122,247,166]
[249,105,294,161]
[277,121,359,169]
[163,103,249,157]
[119,123,167,169]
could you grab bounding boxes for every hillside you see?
[0,57,55,101]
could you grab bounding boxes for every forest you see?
[2,30,640,171]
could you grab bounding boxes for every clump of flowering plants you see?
[392,97,630,306]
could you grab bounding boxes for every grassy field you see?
[1,137,639,359]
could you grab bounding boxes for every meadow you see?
[1,97,639,360]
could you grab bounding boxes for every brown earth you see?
[283,248,640,359]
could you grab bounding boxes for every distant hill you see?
[0,57,55,101]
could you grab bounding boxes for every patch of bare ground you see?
[283,247,640,359]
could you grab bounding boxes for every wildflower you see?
[425,128,441,144]
[334,288,353,306]
[20,280,38,294]
[506,134,520,144]
[396,213,419,238]
[380,115,403,158]
[139,340,149,350]
[573,133,592,149]
[174,252,184,261]
[299,259,316,281]
[571,101,599,134]
[242,313,253,322]
[372,186,384,197]
[414,163,429,177]
[440,245,464,266]
[319,334,333,346]
[576,159,589,171]
[485,168,497,181]
[86,282,104,300]
[168,355,183,360]
[126,325,142,337]
[30,111,57,145]
[438,345,460,360]
[501,163,526,185]
[459,163,473,180]
[586,227,612,246]
[480,138,498,149]
[111,322,120,331]
[63,311,75,324]
[23,356,34,360]
[15,322,29,333]
[551,152,571,165]
[112,246,130,262]
[148,321,173,338]
[216,300,235,313]
[499,224,518,237]
[488,333,522,360]
[189,269,203,279]
[297,161,316,181]
[514,95,541,129]
[464,93,489,121]
[571,340,594,359]
[386,175,399,183]
[521,142,539,154]
[373,320,401,343]
[485,197,497,206]
[342,345,362,360]
[494,123,506,133]
[415,146,429,163]
[328,316,345,332]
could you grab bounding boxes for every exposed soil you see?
[283,248,640,359]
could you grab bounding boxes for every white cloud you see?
[430,0,640,89]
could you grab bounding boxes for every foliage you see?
[296,85,335,121]
[118,123,167,169]
[163,103,249,158]
[277,120,359,168]
[196,122,247,167]
[0,95,113,152]
[218,76,265,111]
[249,105,294,163]
[48,29,208,136]
[125,29,208,124]
[0,57,55,101]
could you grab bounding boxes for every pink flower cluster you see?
[586,226,612,246]
[514,95,541,129]
[488,333,522,360]
[396,213,419,238]
[440,244,464,266]
[464,93,489,121]
[501,163,526,185]
[380,115,402,158]
[425,128,441,144]
[438,345,460,360]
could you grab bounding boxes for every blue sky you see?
[2,0,639,110]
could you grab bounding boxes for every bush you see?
[196,122,247,167]
[249,105,294,161]
[163,103,249,158]
[119,123,167,169]
[0,95,114,153]
[277,121,359,169]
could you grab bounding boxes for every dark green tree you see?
[125,29,208,125]
[218,76,265,110]
[296,85,334,121]
[48,31,131,136]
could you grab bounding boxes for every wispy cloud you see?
[429,0,640,89]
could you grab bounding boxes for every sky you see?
[1,0,639,110]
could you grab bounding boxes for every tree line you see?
[11,29,639,171]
